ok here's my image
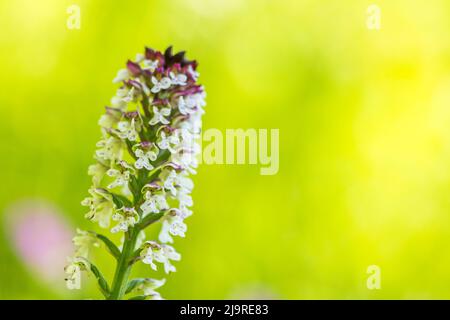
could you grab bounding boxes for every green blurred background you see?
[1,0,450,299]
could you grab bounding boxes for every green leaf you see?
[110,192,133,208]
[125,278,146,294]
[95,233,121,260]
[87,260,110,298]
[137,211,164,230]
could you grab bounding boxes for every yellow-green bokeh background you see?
[1,0,450,299]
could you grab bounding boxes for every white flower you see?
[178,93,206,115]
[117,118,140,141]
[135,53,145,62]
[113,68,130,83]
[158,207,192,244]
[88,163,107,187]
[151,76,172,93]
[64,257,90,290]
[96,136,124,162]
[82,188,114,228]
[134,149,154,171]
[136,278,166,299]
[161,244,181,273]
[169,219,187,238]
[107,169,129,189]
[157,131,180,154]
[187,64,199,81]
[143,60,159,72]
[177,189,193,208]
[72,229,100,258]
[133,142,158,171]
[140,191,169,215]
[177,96,192,115]
[159,216,187,244]
[162,170,179,196]
[111,207,139,233]
[171,150,198,174]
[111,88,129,110]
[98,113,118,128]
[140,241,180,273]
[169,72,187,86]
[149,106,171,126]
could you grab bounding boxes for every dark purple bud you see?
[164,46,173,62]
[127,60,142,76]
[153,98,169,106]
[126,79,143,90]
[145,47,156,59]
[124,111,139,119]
[174,85,203,97]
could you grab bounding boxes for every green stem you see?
[108,228,139,300]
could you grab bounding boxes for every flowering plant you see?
[65,46,205,300]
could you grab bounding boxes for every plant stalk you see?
[108,228,139,300]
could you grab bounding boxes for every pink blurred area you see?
[4,200,74,285]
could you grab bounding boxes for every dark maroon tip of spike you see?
[164,46,173,61]
[145,47,156,59]
[127,60,142,76]
[172,51,186,63]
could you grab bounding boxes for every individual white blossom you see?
[133,278,166,300]
[73,229,100,258]
[106,168,130,189]
[111,207,139,233]
[133,142,158,171]
[187,64,199,81]
[170,72,187,86]
[64,257,90,290]
[177,189,194,208]
[134,150,154,171]
[157,130,180,154]
[117,118,140,141]
[143,61,159,72]
[151,76,171,93]
[162,169,179,196]
[88,162,108,187]
[96,136,124,162]
[140,241,180,274]
[158,215,187,244]
[111,88,129,110]
[149,106,171,126]
[171,149,198,174]
[140,191,169,215]
[81,188,114,228]
[113,68,130,83]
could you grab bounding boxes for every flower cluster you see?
[66,46,205,300]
